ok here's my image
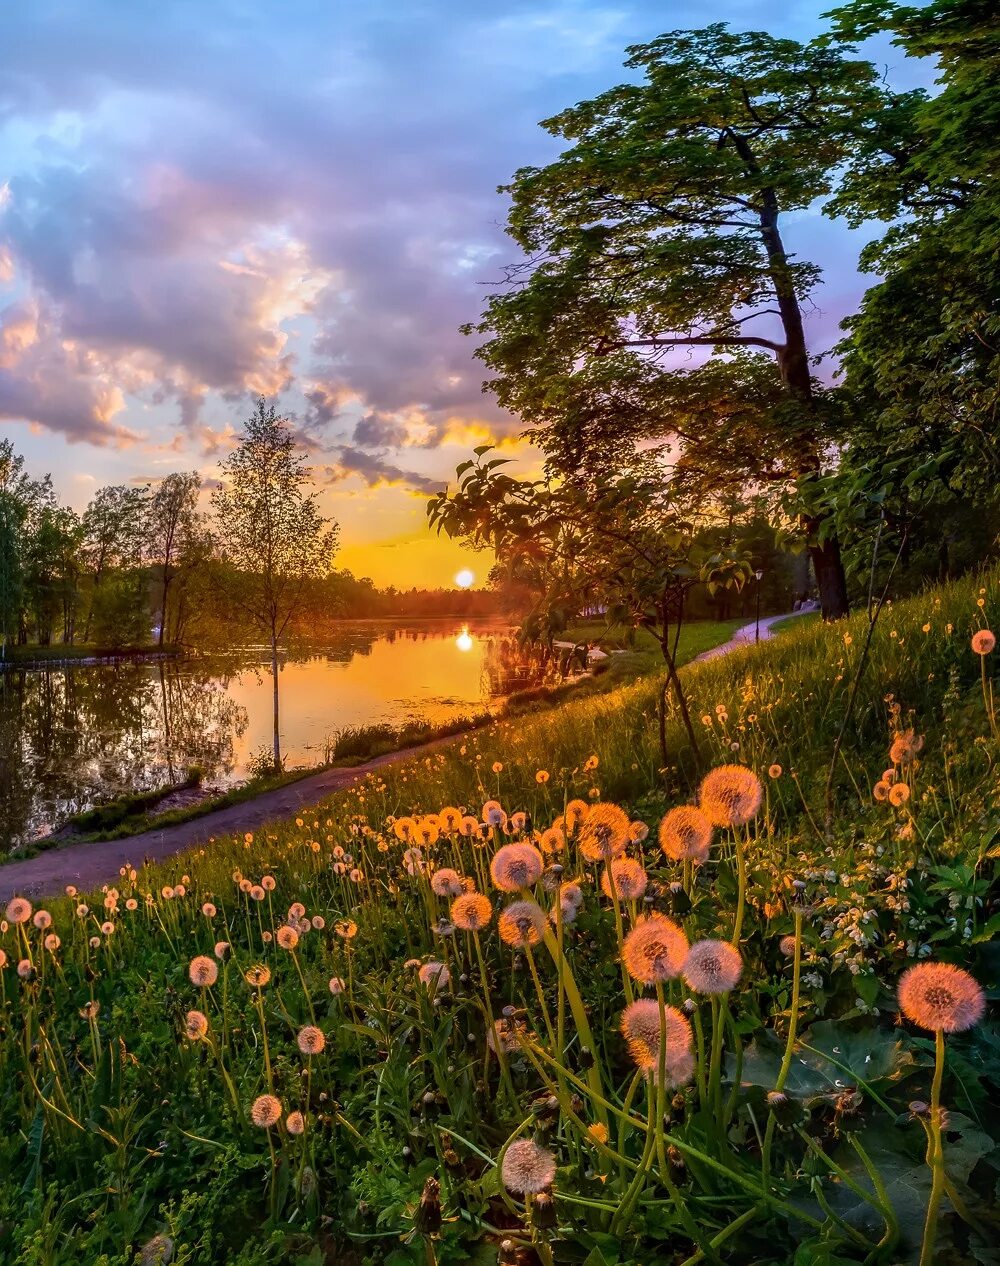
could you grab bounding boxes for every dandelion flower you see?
[578,802,630,862]
[601,858,648,902]
[439,807,463,833]
[768,764,782,779]
[873,781,890,802]
[431,867,465,897]
[451,892,493,931]
[683,940,743,994]
[189,955,218,987]
[251,1094,283,1128]
[335,919,358,939]
[972,630,996,655]
[898,962,985,1033]
[658,806,713,862]
[501,1139,556,1195]
[276,925,300,950]
[482,800,507,829]
[185,1010,209,1040]
[587,1122,608,1145]
[498,899,547,948]
[584,754,599,772]
[245,964,272,988]
[5,897,31,924]
[535,769,550,784]
[44,934,60,952]
[620,997,693,1072]
[418,960,451,993]
[286,1110,305,1136]
[538,825,565,854]
[32,909,52,929]
[201,902,216,918]
[490,842,544,892]
[699,765,763,828]
[288,901,306,919]
[622,915,689,984]
[297,1025,326,1056]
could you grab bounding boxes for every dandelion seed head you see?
[972,629,996,655]
[250,1094,282,1128]
[451,891,493,931]
[431,867,465,897]
[683,939,743,994]
[189,955,218,987]
[699,765,763,828]
[490,843,543,892]
[328,976,346,995]
[622,915,689,984]
[418,960,451,993]
[5,897,31,924]
[276,925,299,950]
[245,964,271,988]
[501,1139,556,1194]
[888,782,910,807]
[601,857,648,902]
[297,1025,326,1055]
[185,1010,209,1040]
[286,1110,305,1135]
[578,802,630,862]
[32,909,52,929]
[658,806,713,862]
[498,899,547,948]
[620,998,693,1072]
[898,962,985,1033]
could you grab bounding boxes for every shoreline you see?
[0,612,799,902]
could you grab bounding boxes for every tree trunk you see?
[753,179,851,621]
[809,533,850,621]
[270,631,281,772]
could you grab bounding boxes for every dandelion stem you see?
[918,1028,947,1266]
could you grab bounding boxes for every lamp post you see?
[754,568,764,643]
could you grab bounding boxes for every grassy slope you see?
[2,579,999,1262]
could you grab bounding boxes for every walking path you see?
[0,608,811,902]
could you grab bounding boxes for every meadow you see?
[1,572,998,1266]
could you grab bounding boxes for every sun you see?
[455,628,474,652]
[454,568,475,589]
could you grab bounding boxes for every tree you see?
[429,448,748,773]
[146,472,201,648]
[212,398,339,770]
[463,25,891,619]
[0,493,22,660]
[822,0,1000,560]
[81,484,149,640]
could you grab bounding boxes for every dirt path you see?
[0,610,809,902]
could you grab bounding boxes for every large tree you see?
[464,25,890,619]
[212,399,339,771]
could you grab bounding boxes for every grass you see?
[1,582,999,1264]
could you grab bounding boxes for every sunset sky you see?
[0,2,926,587]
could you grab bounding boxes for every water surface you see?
[0,620,519,852]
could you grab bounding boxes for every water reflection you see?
[0,620,518,854]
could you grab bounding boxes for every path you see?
[0,608,812,902]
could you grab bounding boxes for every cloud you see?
[322,447,445,493]
[0,0,879,490]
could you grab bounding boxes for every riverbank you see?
[0,612,797,900]
[0,642,181,669]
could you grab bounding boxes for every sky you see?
[0,1,926,587]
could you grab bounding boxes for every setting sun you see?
[454,568,475,589]
[455,628,474,652]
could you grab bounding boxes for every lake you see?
[0,620,522,853]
